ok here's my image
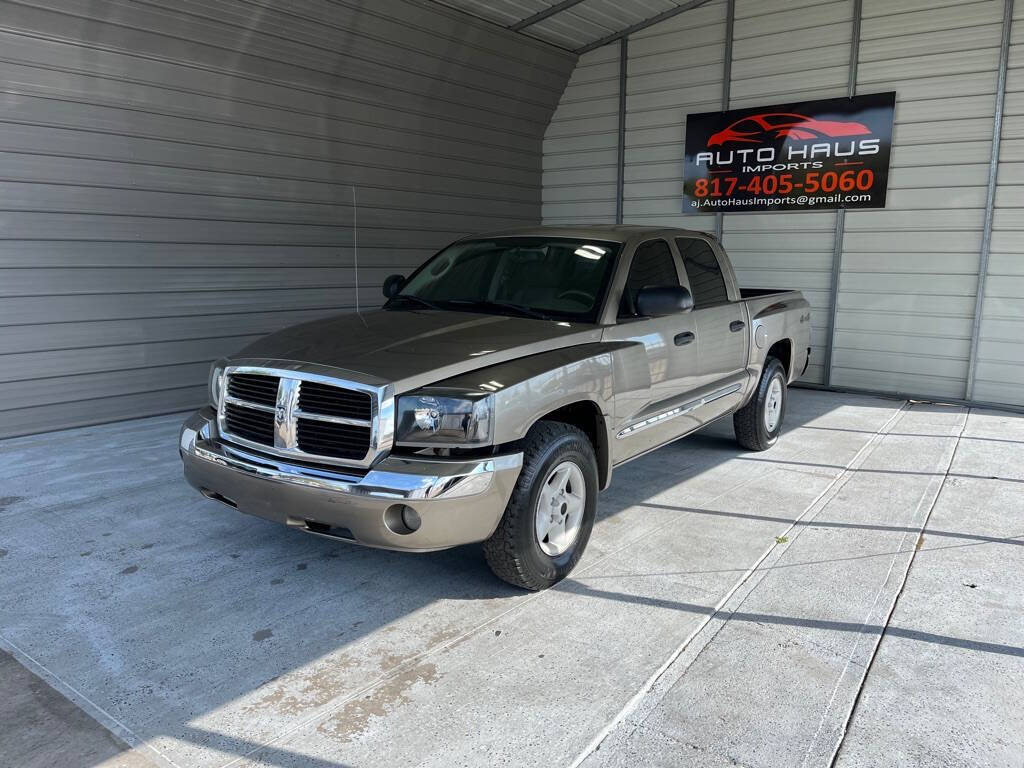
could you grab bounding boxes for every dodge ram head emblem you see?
[275,403,287,423]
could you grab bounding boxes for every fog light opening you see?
[384,504,421,535]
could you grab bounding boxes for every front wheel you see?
[734,357,788,451]
[483,421,598,590]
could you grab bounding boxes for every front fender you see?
[429,342,635,489]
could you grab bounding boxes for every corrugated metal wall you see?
[543,44,621,223]
[833,0,1002,399]
[0,0,575,438]
[723,0,851,386]
[542,0,1022,407]
[975,0,1024,405]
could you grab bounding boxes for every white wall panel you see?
[974,0,1024,404]
[832,0,1003,400]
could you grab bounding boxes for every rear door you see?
[604,238,701,463]
[675,236,748,423]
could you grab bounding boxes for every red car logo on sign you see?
[707,112,872,147]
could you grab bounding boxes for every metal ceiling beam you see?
[575,0,714,54]
[615,36,627,224]
[714,0,735,243]
[510,0,587,31]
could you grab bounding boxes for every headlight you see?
[395,391,493,446]
[209,360,226,408]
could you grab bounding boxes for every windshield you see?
[388,237,620,322]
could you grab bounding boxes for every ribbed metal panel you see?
[718,0,853,386]
[439,0,694,50]
[832,0,1004,399]
[543,44,622,222]
[0,0,574,438]
[530,0,680,50]
[973,0,1024,404]
[435,0,558,27]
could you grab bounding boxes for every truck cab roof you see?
[464,224,718,244]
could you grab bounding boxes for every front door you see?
[604,238,700,463]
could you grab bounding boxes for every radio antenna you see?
[351,185,360,315]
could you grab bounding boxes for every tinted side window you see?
[677,238,729,308]
[621,239,678,317]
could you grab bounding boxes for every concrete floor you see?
[0,389,1021,768]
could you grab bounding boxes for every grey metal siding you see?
[543,44,621,223]
[833,0,1003,399]
[974,0,1024,405]
[723,0,851,386]
[0,0,575,438]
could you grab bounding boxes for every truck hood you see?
[231,308,604,392]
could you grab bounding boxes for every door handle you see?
[729,320,745,332]
[674,331,695,346]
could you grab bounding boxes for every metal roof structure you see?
[434,0,712,53]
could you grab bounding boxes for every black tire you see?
[734,357,788,451]
[483,421,598,591]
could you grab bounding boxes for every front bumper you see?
[179,408,523,552]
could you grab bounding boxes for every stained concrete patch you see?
[245,654,360,716]
[315,662,439,744]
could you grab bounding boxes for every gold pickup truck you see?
[180,226,811,589]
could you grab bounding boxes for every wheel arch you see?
[529,399,611,491]
[766,338,793,381]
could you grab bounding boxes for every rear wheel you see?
[734,357,787,451]
[483,421,598,590]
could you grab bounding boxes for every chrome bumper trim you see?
[180,411,522,501]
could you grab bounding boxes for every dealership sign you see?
[683,92,895,213]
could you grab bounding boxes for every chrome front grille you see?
[218,366,388,467]
[296,418,371,460]
[227,373,279,407]
[224,401,275,444]
[298,381,372,420]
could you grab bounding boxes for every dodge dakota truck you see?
[180,226,811,589]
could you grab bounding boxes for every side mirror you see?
[382,274,405,299]
[635,285,694,317]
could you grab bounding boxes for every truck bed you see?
[738,287,796,299]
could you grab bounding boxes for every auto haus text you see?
[694,138,881,173]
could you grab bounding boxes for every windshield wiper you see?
[447,299,552,321]
[385,294,444,311]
